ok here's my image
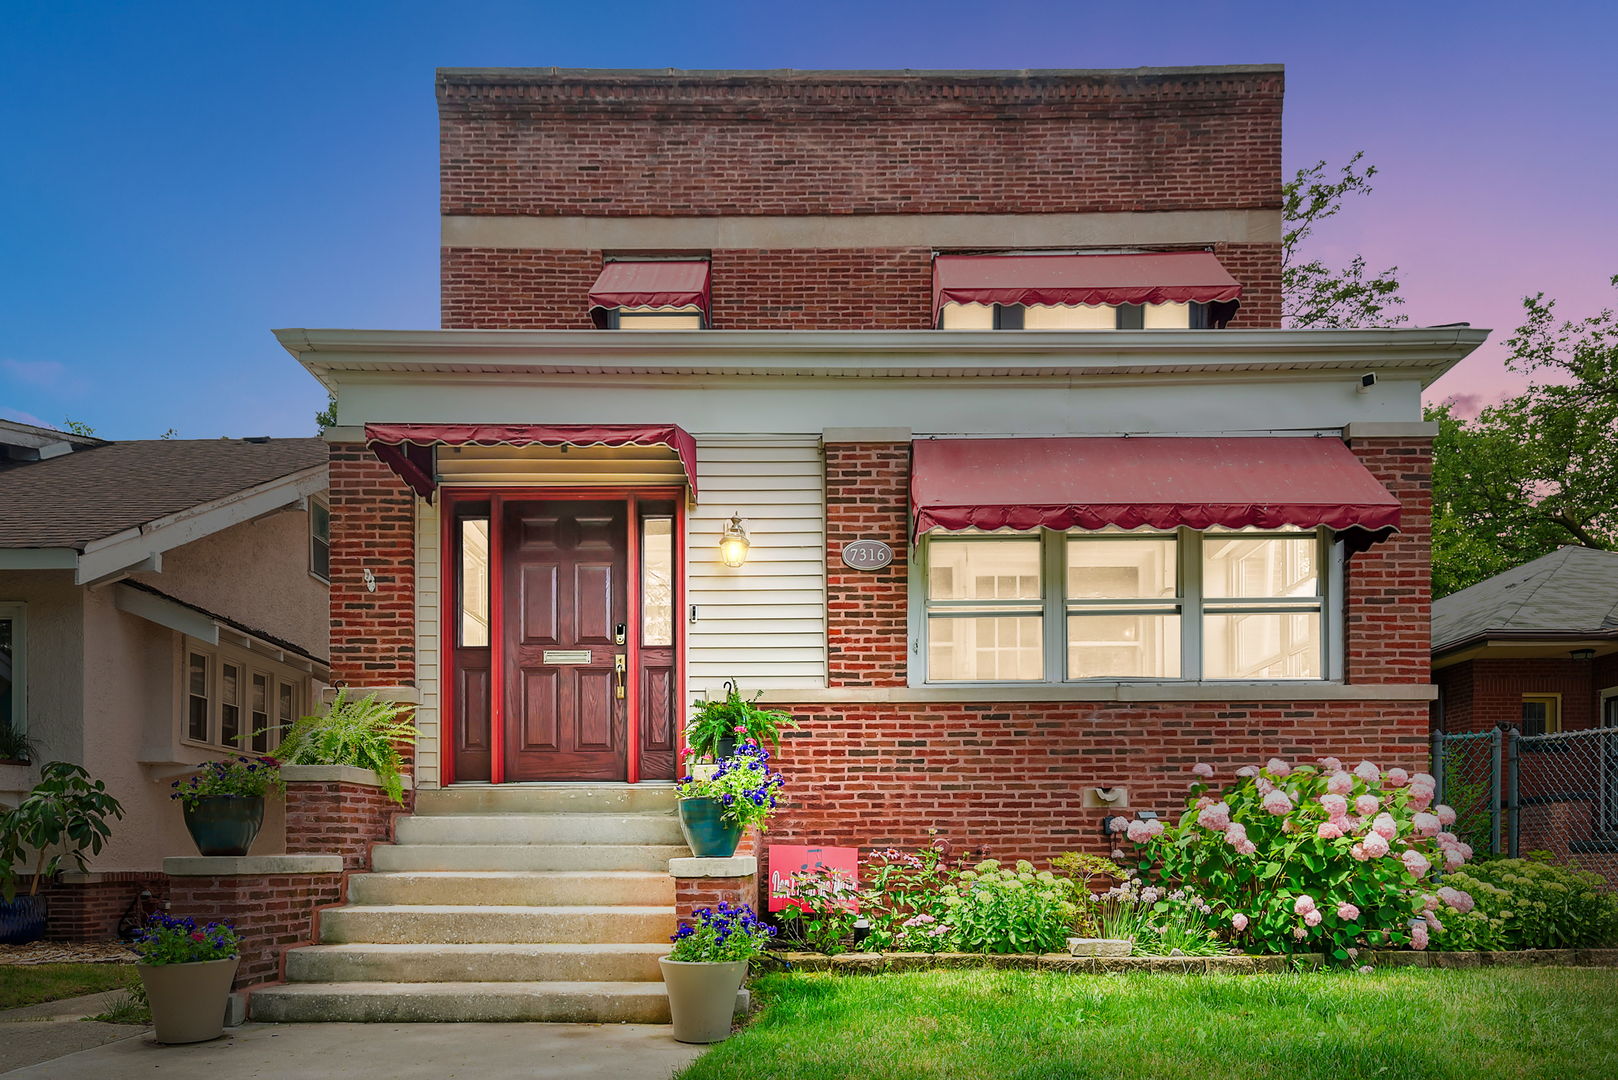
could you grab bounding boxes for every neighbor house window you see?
[1521,694,1562,736]
[0,602,25,741]
[310,495,331,582]
[939,302,1206,330]
[181,640,310,753]
[916,528,1333,684]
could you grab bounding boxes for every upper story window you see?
[589,260,710,329]
[183,640,309,754]
[916,527,1336,684]
[939,301,1208,330]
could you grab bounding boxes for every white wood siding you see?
[414,501,441,789]
[688,436,826,693]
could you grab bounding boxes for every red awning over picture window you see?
[363,423,700,502]
[911,437,1401,551]
[588,261,711,326]
[931,252,1243,322]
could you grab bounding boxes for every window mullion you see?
[1045,530,1064,683]
[1182,527,1203,681]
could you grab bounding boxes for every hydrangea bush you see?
[668,902,776,963]
[674,741,785,832]
[1115,757,1474,960]
[1437,856,1618,951]
[938,860,1078,954]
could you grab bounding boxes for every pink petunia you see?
[1326,771,1355,796]
[1261,789,1293,815]
[1355,794,1380,816]
[1192,762,1215,779]
[1401,849,1432,878]
[1362,832,1391,858]
[1304,910,1323,927]
[1231,912,1249,932]
[1317,821,1343,840]
[1319,793,1348,818]
[1436,804,1458,827]
[1411,812,1441,837]
[1371,813,1398,840]
[1337,902,1361,921]
[1266,757,1293,777]
[1294,894,1318,915]
[1384,767,1410,788]
[1354,761,1381,784]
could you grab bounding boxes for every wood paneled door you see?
[443,490,682,784]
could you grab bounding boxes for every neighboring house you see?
[0,418,329,937]
[1432,546,1618,736]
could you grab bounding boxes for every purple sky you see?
[3,0,1614,437]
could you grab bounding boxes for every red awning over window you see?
[588,261,711,326]
[911,437,1401,550]
[363,423,699,502]
[932,252,1243,322]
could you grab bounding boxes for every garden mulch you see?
[0,941,136,965]
[773,947,1618,974]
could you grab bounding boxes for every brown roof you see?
[0,437,327,549]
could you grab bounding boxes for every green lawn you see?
[0,964,134,1011]
[678,968,1618,1080]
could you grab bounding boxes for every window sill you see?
[755,682,1436,704]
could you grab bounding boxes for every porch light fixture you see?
[718,513,751,568]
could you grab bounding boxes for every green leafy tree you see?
[61,418,96,436]
[314,396,337,432]
[1282,152,1407,328]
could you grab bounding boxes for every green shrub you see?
[1050,851,1124,938]
[275,689,419,803]
[939,860,1077,954]
[1438,855,1618,950]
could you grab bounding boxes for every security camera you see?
[1357,372,1377,394]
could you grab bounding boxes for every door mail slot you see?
[542,650,593,665]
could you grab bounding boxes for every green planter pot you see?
[660,957,747,1043]
[138,956,239,1044]
[182,795,265,857]
[677,797,743,858]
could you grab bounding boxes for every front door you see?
[502,498,629,781]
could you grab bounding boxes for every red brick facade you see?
[168,872,343,989]
[825,443,911,688]
[1344,438,1435,683]
[1435,655,1618,734]
[328,443,416,695]
[675,875,757,925]
[285,779,413,872]
[39,873,168,943]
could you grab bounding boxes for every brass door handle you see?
[614,654,626,699]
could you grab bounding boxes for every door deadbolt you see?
[614,623,626,646]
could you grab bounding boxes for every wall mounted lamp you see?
[718,513,751,568]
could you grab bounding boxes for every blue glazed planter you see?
[0,894,47,945]
[182,795,265,857]
[677,797,743,858]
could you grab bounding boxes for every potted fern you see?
[686,680,796,764]
[275,689,419,803]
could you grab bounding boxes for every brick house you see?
[253,66,1488,1021]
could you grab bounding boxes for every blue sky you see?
[3,0,1615,438]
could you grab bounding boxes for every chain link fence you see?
[1434,726,1618,889]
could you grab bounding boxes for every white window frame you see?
[0,601,26,737]
[309,494,331,583]
[907,527,1343,686]
[179,638,309,755]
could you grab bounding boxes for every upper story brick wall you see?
[437,67,1283,218]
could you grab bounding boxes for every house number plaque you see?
[840,539,894,571]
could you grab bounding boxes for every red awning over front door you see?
[363,423,700,501]
[910,437,1401,550]
[931,252,1243,323]
[588,261,711,326]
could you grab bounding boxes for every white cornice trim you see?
[0,549,78,570]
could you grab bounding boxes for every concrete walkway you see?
[0,1021,708,1078]
[0,990,147,1074]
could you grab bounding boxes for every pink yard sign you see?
[767,844,860,912]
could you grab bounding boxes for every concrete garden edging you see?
[773,948,1618,975]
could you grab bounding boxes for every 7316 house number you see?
[840,539,894,571]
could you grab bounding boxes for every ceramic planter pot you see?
[0,894,47,945]
[182,795,264,857]
[660,957,746,1043]
[138,956,239,1044]
[677,797,742,858]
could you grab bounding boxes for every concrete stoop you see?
[253,783,733,1025]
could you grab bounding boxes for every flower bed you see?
[772,948,1618,975]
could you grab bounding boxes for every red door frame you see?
[438,486,687,786]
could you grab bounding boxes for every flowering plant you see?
[668,902,775,963]
[1117,757,1473,960]
[939,859,1078,955]
[132,912,240,965]
[776,866,861,954]
[169,756,284,809]
[1095,877,1228,956]
[1438,855,1618,951]
[685,681,797,761]
[858,842,955,952]
[1049,851,1125,937]
[674,742,784,832]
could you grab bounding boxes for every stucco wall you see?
[0,570,85,774]
[131,504,328,660]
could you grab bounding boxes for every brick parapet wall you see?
[1344,437,1433,684]
[167,873,343,989]
[437,68,1283,218]
[39,873,169,943]
[284,780,412,872]
[674,876,758,927]
[825,442,911,687]
[328,443,417,703]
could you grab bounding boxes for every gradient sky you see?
[3,0,1615,438]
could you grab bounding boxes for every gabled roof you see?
[0,437,327,550]
[1432,546,1618,654]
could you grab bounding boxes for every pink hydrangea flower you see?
[1438,887,1475,914]
[1337,901,1360,921]
[1261,789,1293,815]
[1224,822,1248,845]
[1317,821,1343,840]
[1293,927,1308,941]
[1255,777,1277,796]
[1294,894,1318,916]
[1372,813,1398,840]
[1436,804,1458,827]
[1354,761,1381,784]
[1236,765,1259,778]
[1412,772,1436,789]
[1326,771,1354,796]
[1442,847,1465,870]
[1407,788,1434,812]
[1126,820,1154,843]
[1319,756,1344,772]
[1401,850,1432,878]
[1419,893,1439,912]
[1411,812,1441,837]
[1231,912,1249,932]
[1362,832,1391,858]
[1197,802,1232,831]
[1304,909,1323,927]
[1266,757,1293,777]
[1384,767,1409,788]
[1410,923,1429,951]
[1350,842,1369,861]
[1234,839,1258,856]
[1355,794,1380,816]
[1191,762,1215,779]
[1319,793,1348,817]
[1194,795,1216,810]
[1424,910,1445,932]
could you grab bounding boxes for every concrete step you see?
[414,784,677,816]
[285,942,668,984]
[250,980,749,1024]
[370,843,687,873]
[346,871,675,907]
[394,813,685,847]
[320,905,678,945]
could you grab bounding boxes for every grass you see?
[677,968,1618,1080]
[0,964,134,1011]
[86,979,150,1025]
